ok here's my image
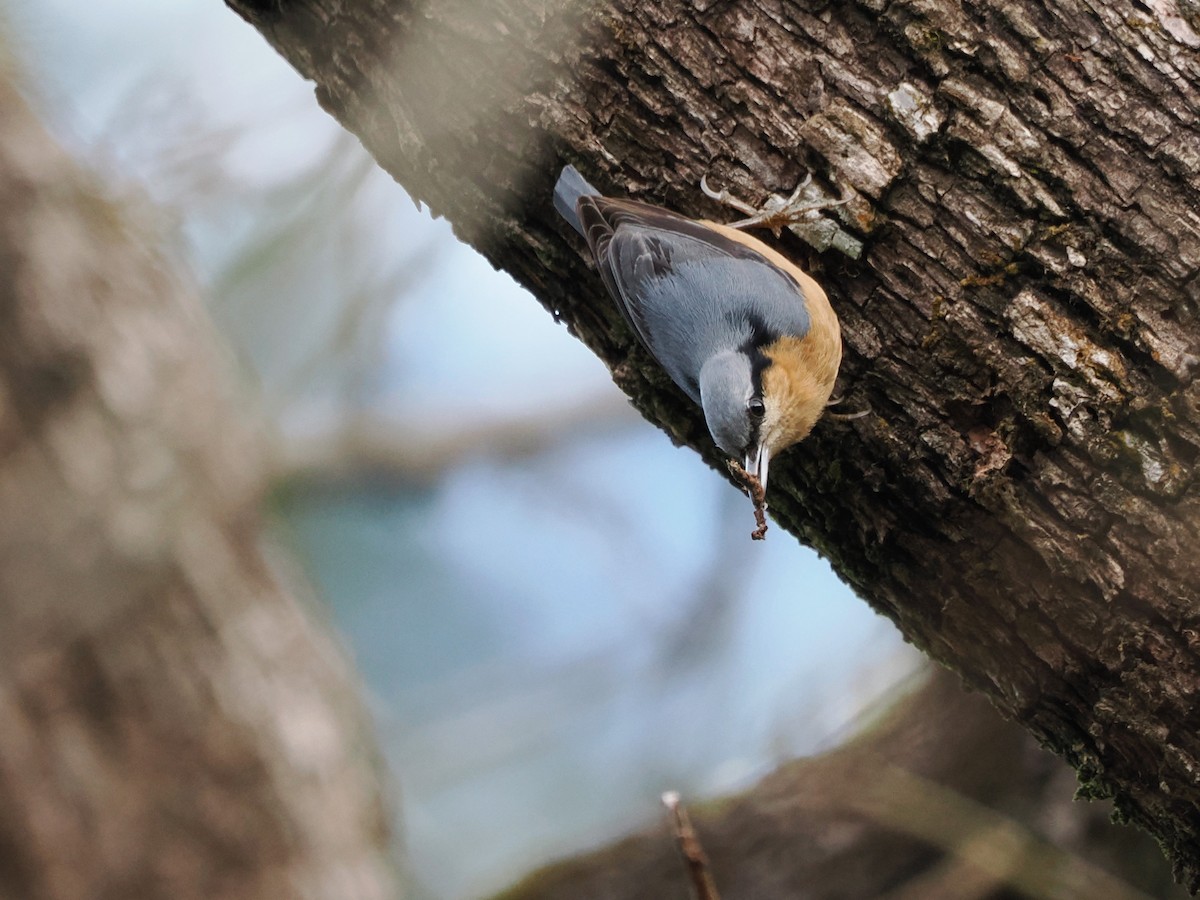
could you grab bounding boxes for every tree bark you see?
[225,0,1200,886]
[0,76,396,899]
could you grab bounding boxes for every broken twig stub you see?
[662,791,721,900]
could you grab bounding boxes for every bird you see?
[553,164,842,495]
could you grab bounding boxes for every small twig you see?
[662,791,721,900]
[726,459,769,540]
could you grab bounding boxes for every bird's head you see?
[699,338,837,493]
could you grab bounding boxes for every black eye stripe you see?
[750,350,770,397]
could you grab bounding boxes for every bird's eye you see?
[747,398,766,419]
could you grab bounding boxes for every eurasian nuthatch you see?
[554,164,842,494]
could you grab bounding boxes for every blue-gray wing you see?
[577,197,811,403]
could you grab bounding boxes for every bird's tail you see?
[553,164,598,237]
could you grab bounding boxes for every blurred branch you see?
[272,392,639,484]
[207,133,440,418]
[855,762,1155,900]
[492,669,1185,900]
[210,133,378,304]
[279,238,441,413]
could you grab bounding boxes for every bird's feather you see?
[577,197,811,403]
[553,165,597,237]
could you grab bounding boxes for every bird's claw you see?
[825,409,870,421]
[702,172,846,230]
[825,393,870,421]
[700,172,863,258]
[700,174,759,218]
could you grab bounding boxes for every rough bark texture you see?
[494,669,1189,900]
[0,78,396,899]
[225,0,1200,886]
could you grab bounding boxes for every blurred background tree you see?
[0,29,395,900]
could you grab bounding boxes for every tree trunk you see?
[0,75,396,900]
[225,0,1200,886]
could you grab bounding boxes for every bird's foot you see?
[702,173,846,232]
[700,172,863,259]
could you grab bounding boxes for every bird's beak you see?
[744,441,770,493]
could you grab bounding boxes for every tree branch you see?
[492,670,1185,900]
[273,393,637,484]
